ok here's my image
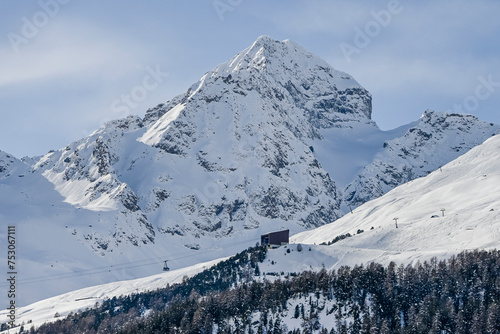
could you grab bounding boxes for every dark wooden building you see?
[261,229,289,248]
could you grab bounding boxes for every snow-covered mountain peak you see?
[222,35,362,87]
[142,37,372,133]
[0,150,26,180]
[0,150,15,174]
[213,36,371,120]
[418,109,496,131]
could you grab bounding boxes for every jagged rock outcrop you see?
[343,111,499,210]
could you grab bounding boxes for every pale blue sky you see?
[1,0,499,157]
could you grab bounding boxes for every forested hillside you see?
[24,247,500,334]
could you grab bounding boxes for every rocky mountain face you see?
[33,117,156,250]
[0,150,26,178]
[1,36,499,305]
[342,111,499,210]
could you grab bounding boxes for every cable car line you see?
[0,237,257,287]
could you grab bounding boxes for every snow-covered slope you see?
[1,36,498,307]
[292,133,500,263]
[0,257,226,333]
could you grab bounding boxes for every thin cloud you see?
[0,22,146,87]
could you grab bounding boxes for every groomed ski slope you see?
[292,133,500,258]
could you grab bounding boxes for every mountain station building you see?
[261,229,289,248]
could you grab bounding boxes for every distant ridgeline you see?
[27,247,500,334]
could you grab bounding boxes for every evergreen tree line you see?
[27,248,500,333]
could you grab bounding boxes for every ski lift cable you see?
[1,243,209,285]
[6,261,170,286]
[0,237,258,287]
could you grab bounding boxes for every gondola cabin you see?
[163,260,170,271]
[260,229,289,249]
